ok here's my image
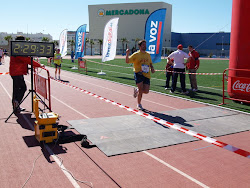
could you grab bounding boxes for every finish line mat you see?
[67,106,250,156]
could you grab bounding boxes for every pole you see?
[31,57,34,109]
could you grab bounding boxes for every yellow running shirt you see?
[54,53,62,65]
[128,51,153,79]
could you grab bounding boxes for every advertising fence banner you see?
[231,77,250,94]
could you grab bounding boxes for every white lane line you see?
[58,73,178,110]
[0,82,81,188]
[51,95,90,119]
[45,145,81,188]
[143,151,210,188]
[61,61,222,91]
[2,68,208,187]
[24,79,90,119]
[47,79,210,187]
[194,145,215,151]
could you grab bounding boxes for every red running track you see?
[0,57,249,188]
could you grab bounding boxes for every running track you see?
[0,56,249,188]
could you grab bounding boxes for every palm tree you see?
[98,39,103,55]
[4,35,12,45]
[68,39,75,51]
[42,37,50,42]
[84,38,89,56]
[120,38,129,54]
[134,38,140,49]
[89,39,95,56]
[53,40,59,50]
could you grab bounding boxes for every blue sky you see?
[2,0,232,40]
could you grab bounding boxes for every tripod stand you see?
[5,57,51,123]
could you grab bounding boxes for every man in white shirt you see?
[167,44,190,94]
[0,48,3,65]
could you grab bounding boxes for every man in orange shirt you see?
[9,36,43,112]
[186,45,200,92]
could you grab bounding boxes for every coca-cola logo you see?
[232,80,250,92]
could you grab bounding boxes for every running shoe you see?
[137,104,144,110]
[133,88,138,98]
[182,91,189,95]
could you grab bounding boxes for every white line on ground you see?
[56,73,179,110]
[0,81,82,188]
[194,145,215,151]
[51,95,90,119]
[62,61,223,91]
[143,151,210,188]
[41,78,210,187]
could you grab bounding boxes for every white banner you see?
[59,29,68,57]
[102,17,119,62]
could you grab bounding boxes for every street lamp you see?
[221,36,224,57]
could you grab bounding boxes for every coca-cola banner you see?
[231,77,250,94]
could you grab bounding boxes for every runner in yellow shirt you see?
[53,49,62,80]
[126,39,155,110]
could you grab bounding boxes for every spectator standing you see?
[126,40,155,110]
[167,44,190,94]
[187,45,200,92]
[0,48,3,65]
[165,58,174,90]
[71,50,74,63]
[9,36,43,112]
[54,49,62,80]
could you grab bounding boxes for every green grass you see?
[41,58,250,113]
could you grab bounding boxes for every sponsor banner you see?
[80,59,86,68]
[98,9,150,17]
[102,17,119,62]
[59,29,68,57]
[75,24,87,59]
[35,74,47,99]
[231,77,250,94]
[144,8,166,63]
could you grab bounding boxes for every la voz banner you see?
[144,9,166,63]
[75,24,87,59]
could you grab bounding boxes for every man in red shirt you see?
[9,36,43,112]
[186,45,200,92]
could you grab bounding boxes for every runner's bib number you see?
[141,64,149,73]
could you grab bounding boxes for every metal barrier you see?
[78,58,87,74]
[220,68,250,105]
[34,67,52,110]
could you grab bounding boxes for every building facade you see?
[171,32,230,57]
[0,32,53,52]
[88,2,172,55]
[0,32,53,45]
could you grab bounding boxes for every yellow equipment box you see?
[34,121,58,144]
[33,95,59,144]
